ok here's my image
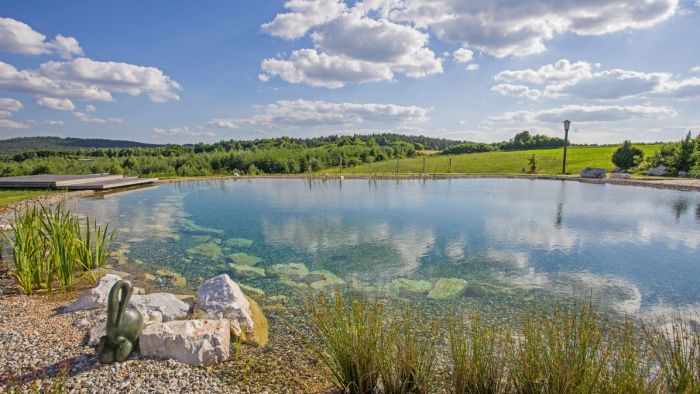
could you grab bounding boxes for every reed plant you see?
[645,315,700,393]
[379,314,438,394]
[307,292,385,394]
[2,204,114,294]
[510,301,610,394]
[448,314,512,394]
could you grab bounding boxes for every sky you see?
[0,0,699,144]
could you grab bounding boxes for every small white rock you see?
[139,319,230,367]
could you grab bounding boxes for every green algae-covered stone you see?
[265,263,309,281]
[228,252,262,266]
[223,238,254,248]
[390,278,433,296]
[428,278,468,299]
[186,242,223,260]
[230,263,266,279]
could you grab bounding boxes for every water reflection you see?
[73,179,700,317]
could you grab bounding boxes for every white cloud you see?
[45,120,64,126]
[0,119,28,129]
[493,59,700,100]
[491,84,542,100]
[487,104,678,124]
[0,17,83,58]
[35,96,75,111]
[73,111,122,124]
[153,126,216,138]
[452,48,473,64]
[261,0,347,39]
[0,97,23,118]
[210,99,430,129]
[84,104,96,113]
[384,0,678,58]
[692,66,700,73]
[40,58,181,102]
[260,2,442,87]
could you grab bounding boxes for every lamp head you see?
[563,120,571,132]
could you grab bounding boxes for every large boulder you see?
[196,274,255,338]
[579,167,607,179]
[139,319,230,367]
[64,274,121,312]
[85,293,190,346]
[647,165,668,176]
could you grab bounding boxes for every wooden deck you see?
[0,174,158,190]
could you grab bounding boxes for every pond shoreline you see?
[0,190,94,227]
[156,174,700,192]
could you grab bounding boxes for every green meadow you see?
[327,145,662,175]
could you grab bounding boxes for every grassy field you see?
[0,189,57,207]
[327,145,661,175]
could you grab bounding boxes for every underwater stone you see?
[244,296,269,347]
[268,295,287,303]
[428,278,468,299]
[191,235,213,243]
[304,270,345,291]
[171,276,187,287]
[228,252,262,266]
[187,242,224,260]
[265,263,309,281]
[140,319,230,367]
[230,263,266,279]
[144,273,156,281]
[239,284,265,297]
[156,268,181,278]
[223,238,254,248]
[390,278,433,296]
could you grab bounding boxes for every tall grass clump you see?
[511,301,609,394]
[600,319,657,393]
[379,314,438,394]
[307,292,438,394]
[449,315,512,394]
[645,316,700,393]
[2,204,114,294]
[307,292,385,394]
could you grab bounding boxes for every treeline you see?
[441,131,565,155]
[0,136,158,156]
[0,135,434,177]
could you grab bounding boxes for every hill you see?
[0,137,159,156]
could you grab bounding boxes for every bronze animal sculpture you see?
[96,280,143,364]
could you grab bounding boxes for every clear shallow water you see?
[73,178,700,319]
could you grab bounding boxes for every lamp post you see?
[562,120,571,174]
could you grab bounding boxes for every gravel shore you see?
[0,267,332,393]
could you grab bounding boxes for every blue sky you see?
[1,0,699,144]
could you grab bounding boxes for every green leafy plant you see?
[612,140,644,170]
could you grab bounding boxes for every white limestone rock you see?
[64,274,121,312]
[139,319,230,367]
[196,274,254,337]
[130,293,190,323]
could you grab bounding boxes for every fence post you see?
[339,156,343,174]
[396,157,400,175]
[448,156,452,173]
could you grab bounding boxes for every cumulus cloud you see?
[384,0,678,58]
[493,59,700,100]
[0,17,83,58]
[692,66,700,73]
[84,104,96,113]
[153,126,216,138]
[39,58,182,102]
[35,96,75,111]
[0,119,28,129]
[260,2,442,87]
[209,99,429,129]
[0,97,23,118]
[490,84,543,100]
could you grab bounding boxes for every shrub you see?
[612,141,644,170]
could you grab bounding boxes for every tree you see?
[612,141,643,170]
[672,131,694,173]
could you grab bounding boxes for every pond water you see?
[73,178,700,321]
